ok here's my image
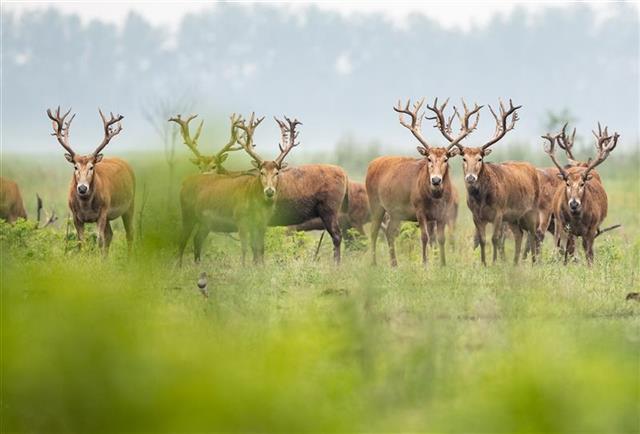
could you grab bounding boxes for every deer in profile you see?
[543,123,618,266]
[171,113,245,263]
[47,107,135,255]
[366,97,481,267]
[455,99,540,265]
[0,177,27,224]
[193,114,300,264]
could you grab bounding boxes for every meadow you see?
[1,147,639,433]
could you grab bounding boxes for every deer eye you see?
[74,165,78,170]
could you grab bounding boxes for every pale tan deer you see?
[47,107,135,255]
[366,97,481,266]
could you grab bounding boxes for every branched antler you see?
[482,98,521,150]
[426,97,482,150]
[47,106,77,156]
[542,131,568,180]
[274,116,302,167]
[556,122,577,162]
[169,114,204,160]
[583,123,619,180]
[394,98,430,149]
[236,112,265,166]
[95,109,124,156]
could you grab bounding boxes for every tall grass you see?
[1,154,639,432]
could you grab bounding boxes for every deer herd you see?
[0,98,622,267]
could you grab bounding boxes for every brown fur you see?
[0,177,27,223]
[366,146,458,267]
[287,180,369,236]
[67,156,135,255]
[552,166,608,266]
[460,147,540,265]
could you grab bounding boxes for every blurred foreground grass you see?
[1,153,639,433]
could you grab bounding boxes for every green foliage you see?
[1,155,639,432]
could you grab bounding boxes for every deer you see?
[171,113,246,263]
[366,97,482,267]
[455,99,540,265]
[543,123,618,266]
[191,113,301,264]
[0,177,27,224]
[47,107,135,255]
[286,180,370,237]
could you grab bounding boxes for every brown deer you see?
[171,113,246,263]
[286,180,370,237]
[47,107,135,255]
[192,114,300,264]
[455,99,540,265]
[366,97,481,266]
[0,177,27,223]
[544,123,618,265]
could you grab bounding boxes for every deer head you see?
[456,98,521,185]
[47,106,123,198]
[543,122,618,215]
[236,113,301,201]
[394,97,481,195]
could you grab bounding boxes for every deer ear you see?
[251,160,260,169]
[279,162,289,170]
[64,153,74,163]
[448,147,460,157]
[556,172,566,180]
[482,149,492,156]
[417,146,427,156]
[189,157,200,165]
[94,154,104,163]
[567,158,579,167]
[585,174,593,181]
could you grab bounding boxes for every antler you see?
[542,132,568,179]
[213,113,244,171]
[274,116,302,167]
[168,114,204,160]
[582,123,619,180]
[394,98,430,149]
[236,112,265,166]
[425,97,482,150]
[94,109,124,156]
[556,122,577,161]
[46,106,76,156]
[481,98,522,150]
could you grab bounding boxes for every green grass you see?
[1,153,639,433]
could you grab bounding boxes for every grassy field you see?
[1,150,639,433]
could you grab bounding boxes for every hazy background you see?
[1,1,639,155]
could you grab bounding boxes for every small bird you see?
[197,272,209,298]
[625,292,639,302]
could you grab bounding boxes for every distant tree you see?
[543,108,578,132]
[141,95,194,202]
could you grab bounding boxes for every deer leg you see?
[369,206,385,266]
[583,233,595,266]
[318,209,341,265]
[193,226,209,263]
[437,220,446,266]
[238,228,249,266]
[564,234,575,265]
[103,221,113,254]
[122,205,134,255]
[178,220,196,266]
[427,221,437,248]
[474,219,488,266]
[385,216,401,268]
[508,222,523,265]
[492,215,504,264]
[97,212,109,256]
[418,214,430,267]
[73,215,85,251]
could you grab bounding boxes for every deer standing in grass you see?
[0,177,27,224]
[455,99,540,265]
[544,123,618,266]
[192,114,300,264]
[172,113,245,263]
[47,107,135,255]
[366,97,481,267]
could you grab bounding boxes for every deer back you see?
[269,164,348,225]
[0,177,27,222]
